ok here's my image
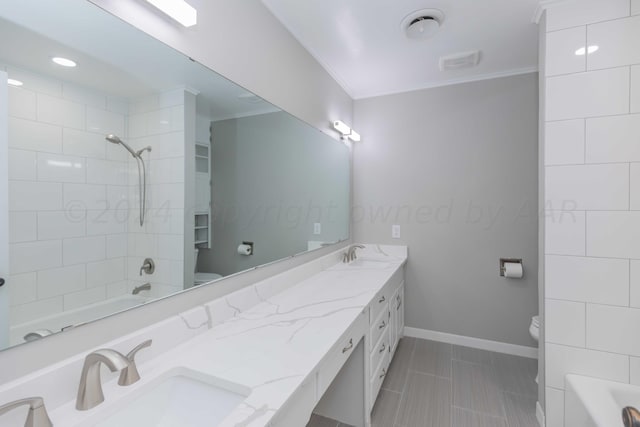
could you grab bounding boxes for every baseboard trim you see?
[404,327,538,359]
[536,401,545,427]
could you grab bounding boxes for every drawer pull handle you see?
[379,296,386,303]
[379,344,386,353]
[342,338,354,353]
[379,368,387,379]
[379,321,386,330]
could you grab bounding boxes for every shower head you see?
[105,134,138,158]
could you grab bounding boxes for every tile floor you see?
[308,337,539,427]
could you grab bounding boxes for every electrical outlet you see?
[392,224,401,239]
[313,223,322,235]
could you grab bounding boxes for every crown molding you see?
[532,0,572,23]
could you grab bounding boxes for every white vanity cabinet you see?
[367,273,405,412]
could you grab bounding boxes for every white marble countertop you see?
[48,245,407,427]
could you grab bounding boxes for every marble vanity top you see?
[45,245,407,427]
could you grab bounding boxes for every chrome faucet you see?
[343,244,365,263]
[0,397,53,427]
[118,340,152,386]
[132,283,151,295]
[76,349,130,410]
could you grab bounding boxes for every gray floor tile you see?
[396,372,451,427]
[452,360,505,417]
[453,345,494,366]
[382,337,415,392]
[452,407,508,427]
[307,414,338,427]
[502,392,539,427]
[409,339,452,378]
[371,389,401,427]
[491,353,538,397]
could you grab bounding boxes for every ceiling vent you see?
[439,50,481,71]
[400,9,445,40]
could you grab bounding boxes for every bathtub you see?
[10,295,149,346]
[565,374,640,427]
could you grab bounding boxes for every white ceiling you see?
[0,0,278,121]
[262,0,540,99]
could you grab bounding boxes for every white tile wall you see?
[545,299,586,347]
[632,66,640,113]
[587,15,640,70]
[545,210,585,255]
[544,4,640,423]
[545,119,584,166]
[546,67,630,121]
[586,212,640,258]
[586,114,640,163]
[6,70,187,328]
[545,27,586,77]
[545,255,629,306]
[545,164,629,210]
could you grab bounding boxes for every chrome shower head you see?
[105,134,137,158]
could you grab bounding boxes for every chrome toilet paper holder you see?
[499,258,522,277]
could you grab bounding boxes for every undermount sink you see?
[95,368,249,427]
[330,259,392,270]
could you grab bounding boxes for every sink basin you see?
[330,259,393,271]
[95,368,249,427]
[565,374,640,427]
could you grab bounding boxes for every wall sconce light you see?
[332,120,361,142]
[145,0,198,27]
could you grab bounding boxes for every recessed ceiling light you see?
[7,78,23,87]
[401,9,445,40]
[52,57,77,67]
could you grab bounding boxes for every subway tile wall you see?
[2,63,187,344]
[543,1,639,425]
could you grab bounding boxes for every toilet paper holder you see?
[499,258,522,277]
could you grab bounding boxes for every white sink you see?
[330,259,392,270]
[94,368,249,427]
[565,374,640,427]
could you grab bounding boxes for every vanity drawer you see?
[370,349,390,407]
[316,311,367,398]
[369,305,389,351]
[370,327,389,376]
[370,288,390,324]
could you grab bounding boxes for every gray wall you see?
[199,111,350,276]
[88,0,353,135]
[353,73,539,347]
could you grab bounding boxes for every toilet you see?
[529,315,539,383]
[194,249,223,286]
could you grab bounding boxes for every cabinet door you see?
[389,288,399,354]
[396,285,404,339]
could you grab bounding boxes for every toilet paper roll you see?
[503,262,523,278]
[237,244,252,256]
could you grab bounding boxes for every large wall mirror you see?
[0,0,350,352]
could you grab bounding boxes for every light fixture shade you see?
[333,120,351,135]
[52,57,77,67]
[146,0,197,27]
[348,130,361,142]
[406,18,440,40]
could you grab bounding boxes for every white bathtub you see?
[10,295,149,346]
[565,374,640,427]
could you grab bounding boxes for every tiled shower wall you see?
[126,89,187,299]
[543,1,640,425]
[4,66,130,328]
[4,65,188,332]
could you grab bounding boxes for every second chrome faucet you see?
[76,339,152,411]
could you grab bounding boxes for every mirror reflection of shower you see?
[105,134,152,226]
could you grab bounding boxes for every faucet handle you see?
[118,339,152,386]
[0,397,53,427]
